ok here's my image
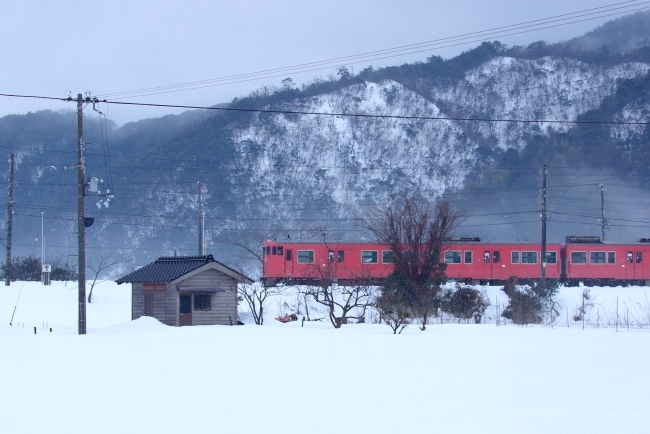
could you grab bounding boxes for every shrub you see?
[501,278,559,325]
[442,284,489,323]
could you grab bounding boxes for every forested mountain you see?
[2,11,650,270]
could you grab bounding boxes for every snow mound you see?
[92,316,168,334]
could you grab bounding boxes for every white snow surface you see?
[1,281,649,433]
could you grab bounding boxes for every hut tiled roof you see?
[116,254,242,284]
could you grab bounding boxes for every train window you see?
[544,251,557,264]
[361,251,378,264]
[278,246,283,255]
[571,252,587,264]
[338,250,344,262]
[608,252,616,264]
[297,250,314,264]
[265,246,271,255]
[382,250,395,264]
[272,246,277,255]
[464,251,472,264]
[627,252,633,263]
[445,251,461,264]
[511,251,520,264]
[637,252,643,263]
[286,249,292,261]
[328,250,334,262]
[522,252,538,264]
[484,251,490,263]
[590,252,606,264]
[493,251,500,263]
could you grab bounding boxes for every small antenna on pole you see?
[198,181,205,256]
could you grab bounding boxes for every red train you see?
[262,236,650,286]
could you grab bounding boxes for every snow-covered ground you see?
[1,281,649,433]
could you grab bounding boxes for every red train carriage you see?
[562,237,650,285]
[443,241,562,282]
[262,241,395,286]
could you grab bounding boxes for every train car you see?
[262,240,395,286]
[443,241,562,283]
[562,236,650,285]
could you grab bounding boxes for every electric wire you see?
[96,1,650,99]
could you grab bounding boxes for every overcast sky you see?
[0,0,645,125]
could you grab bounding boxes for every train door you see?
[635,250,644,280]
[481,249,501,281]
[623,250,644,280]
[284,248,293,277]
[492,250,501,280]
[481,250,492,280]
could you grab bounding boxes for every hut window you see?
[194,294,211,311]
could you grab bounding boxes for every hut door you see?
[144,294,153,317]
[179,295,192,326]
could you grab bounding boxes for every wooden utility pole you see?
[600,183,608,242]
[541,164,547,280]
[5,153,14,286]
[77,94,86,335]
[198,181,204,255]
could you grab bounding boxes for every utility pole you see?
[5,153,14,286]
[77,94,86,335]
[600,183,609,242]
[198,181,204,255]
[541,164,547,280]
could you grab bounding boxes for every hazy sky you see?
[0,0,645,125]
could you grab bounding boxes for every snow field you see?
[0,281,649,433]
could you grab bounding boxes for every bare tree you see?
[217,226,317,325]
[303,274,377,328]
[361,197,463,331]
[88,252,133,303]
[301,231,377,328]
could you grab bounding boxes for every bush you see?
[1,256,41,281]
[501,277,559,324]
[441,284,489,323]
[0,256,78,282]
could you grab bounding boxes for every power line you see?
[2,92,650,125]
[95,1,650,99]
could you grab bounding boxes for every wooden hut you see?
[116,254,253,326]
